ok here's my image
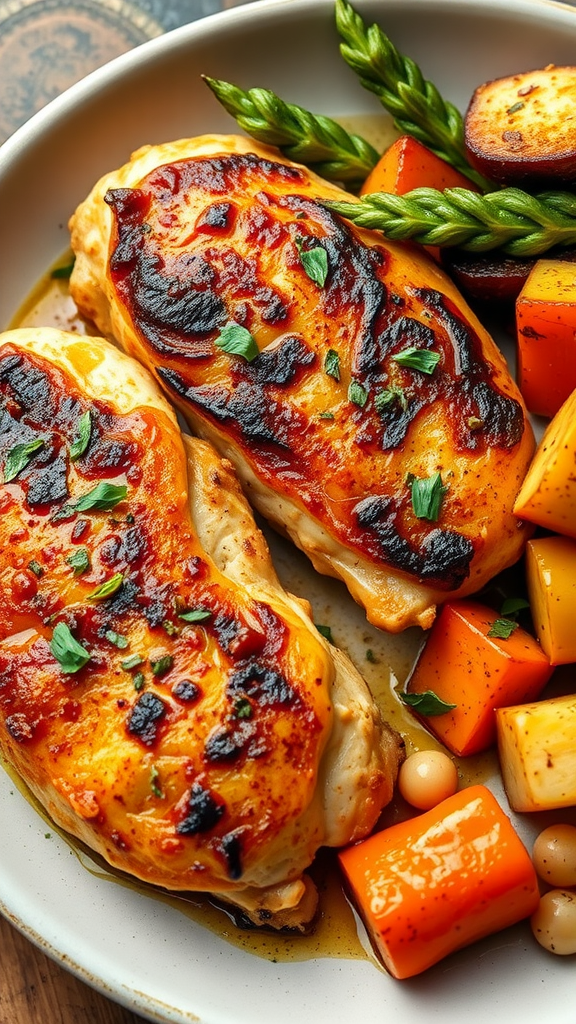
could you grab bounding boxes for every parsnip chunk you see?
[496,695,576,811]
[526,536,576,665]
[513,387,576,538]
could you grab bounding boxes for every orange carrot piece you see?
[359,135,477,196]
[359,136,479,262]
[405,600,552,756]
[338,784,540,979]
[516,259,576,418]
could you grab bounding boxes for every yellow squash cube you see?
[526,536,576,665]
[496,694,576,811]
[513,387,576,538]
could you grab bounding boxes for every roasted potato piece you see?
[464,66,576,186]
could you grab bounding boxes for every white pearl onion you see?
[531,890,576,955]
[532,823,576,888]
[398,749,458,810]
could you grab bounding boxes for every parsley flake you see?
[324,349,341,381]
[409,471,447,522]
[51,258,75,279]
[178,608,212,624]
[214,323,259,362]
[66,548,90,576]
[133,671,145,691]
[3,438,44,483]
[69,410,92,462]
[121,653,145,671]
[105,629,129,649]
[150,765,163,798]
[400,690,457,716]
[315,623,334,644]
[348,379,369,408]
[500,597,530,619]
[151,654,173,677]
[50,622,90,674]
[392,347,440,374]
[374,386,408,414]
[487,618,519,640]
[295,236,329,287]
[233,698,253,720]
[86,572,124,601]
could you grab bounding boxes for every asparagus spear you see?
[203,75,379,189]
[324,187,576,256]
[334,0,493,192]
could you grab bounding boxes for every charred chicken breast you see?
[0,326,402,928]
[69,134,535,632]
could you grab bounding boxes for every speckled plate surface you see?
[1,1,576,1021]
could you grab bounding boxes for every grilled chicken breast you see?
[69,134,535,632]
[0,326,402,928]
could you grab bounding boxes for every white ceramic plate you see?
[1,0,576,1021]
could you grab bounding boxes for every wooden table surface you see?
[0,913,149,1024]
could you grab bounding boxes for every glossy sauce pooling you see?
[0,344,329,888]
[105,152,526,591]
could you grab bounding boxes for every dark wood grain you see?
[0,914,148,1024]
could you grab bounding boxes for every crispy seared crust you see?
[69,134,534,632]
[0,326,401,928]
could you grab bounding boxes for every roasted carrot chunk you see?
[359,135,476,196]
[404,600,552,756]
[339,784,540,979]
[516,260,576,418]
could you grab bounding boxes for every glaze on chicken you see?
[69,135,535,631]
[0,327,402,928]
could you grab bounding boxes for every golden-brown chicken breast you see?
[0,326,402,929]
[69,134,535,633]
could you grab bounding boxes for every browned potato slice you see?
[464,65,576,186]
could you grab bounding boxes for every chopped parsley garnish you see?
[500,597,530,619]
[315,623,334,644]
[51,258,75,279]
[121,653,145,671]
[54,482,128,520]
[348,379,369,408]
[400,690,457,716]
[409,471,447,522]
[233,697,253,720]
[104,629,129,649]
[392,347,440,374]
[178,608,212,623]
[3,438,44,483]
[66,548,90,576]
[374,386,408,414]
[150,765,163,798]
[69,410,92,462]
[214,323,259,362]
[487,618,519,640]
[133,671,145,691]
[73,482,128,512]
[295,236,329,287]
[50,622,90,674]
[86,572,124,601]
[151,654,173,677]
[324,348,341,381]
[27,560,44,578]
